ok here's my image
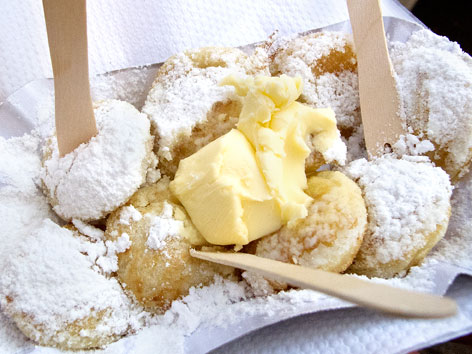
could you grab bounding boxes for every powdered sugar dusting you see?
[270,32,360,129]
[0,312,32,353]
[390,29,472,177]
[342,125,367,163]
[429,169,472,269]
[0,219,141,344]
[104,325,184,354]
[97,232,132,274]
[0,134,42,194]
[119,205,143,226]
[41,99,154,221]
[344,156,452,265]
[146,202,183,251]
[0,134,56,272]
[72,218,105,241]
[392,130,435,157]
[322,135,347,165]
[142,49,251,161]
[91,66,159,109]
[311,71,360,128]
[0,135,143,348]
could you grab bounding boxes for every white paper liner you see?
[212,276,472,354]
[0,0,419,102]
[1,14,472,354]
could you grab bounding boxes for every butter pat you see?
[171,75,346,246]
[222,75,345,224]
[170,129,282,246]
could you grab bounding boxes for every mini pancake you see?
[245,171,366,294]
[390,29,472,182]
[104,178,236,313]
[344,156,452,278]
[270,32,360,171]
[41,99,156,222]
[142,46,270,177]
[0,219,136,350]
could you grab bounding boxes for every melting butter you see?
[171,75,345,246]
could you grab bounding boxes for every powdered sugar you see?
[342,125,367,162]
[392,130,435,157]
[146,202,183,251]
[72,218,105,241]
[0,219,141,344]
[147,70,234,157]
[142,50,250,161]
[0,134,42,194]
[104,325,184,354]
[97,233,132,274]
[41,99,155,221]
[91,66,159,109]
[390,29,472,177]
[242,271,277,297]
[322,136,347,165]
[119,205,143,226]
[270,32,360,130]
[0,134,143,348]
[0,134,56,272]
[344,156,452,265]
[0,312,31,353]
[429,168,472,269]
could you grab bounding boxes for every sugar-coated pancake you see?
[105,178,236,313]
[142,46,270,177]
[344,156,452,278]
[245,171,366,294]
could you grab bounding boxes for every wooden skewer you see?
[191,250,457,318]
[347,0,405,158]
[43,0,97,157]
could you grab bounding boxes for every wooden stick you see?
[347,0,405,158]
[191,250,457,318]
[43,0,97,157]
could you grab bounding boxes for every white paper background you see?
[213,275,472,354]
[0,0,417,102]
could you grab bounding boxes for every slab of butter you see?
[170,129,282,245]
[171,75,345,246]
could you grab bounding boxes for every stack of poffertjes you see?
[2,29,472,350]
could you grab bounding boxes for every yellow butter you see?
[171,75,345,246]
[222,74,343,224]
[170,129,282,246]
